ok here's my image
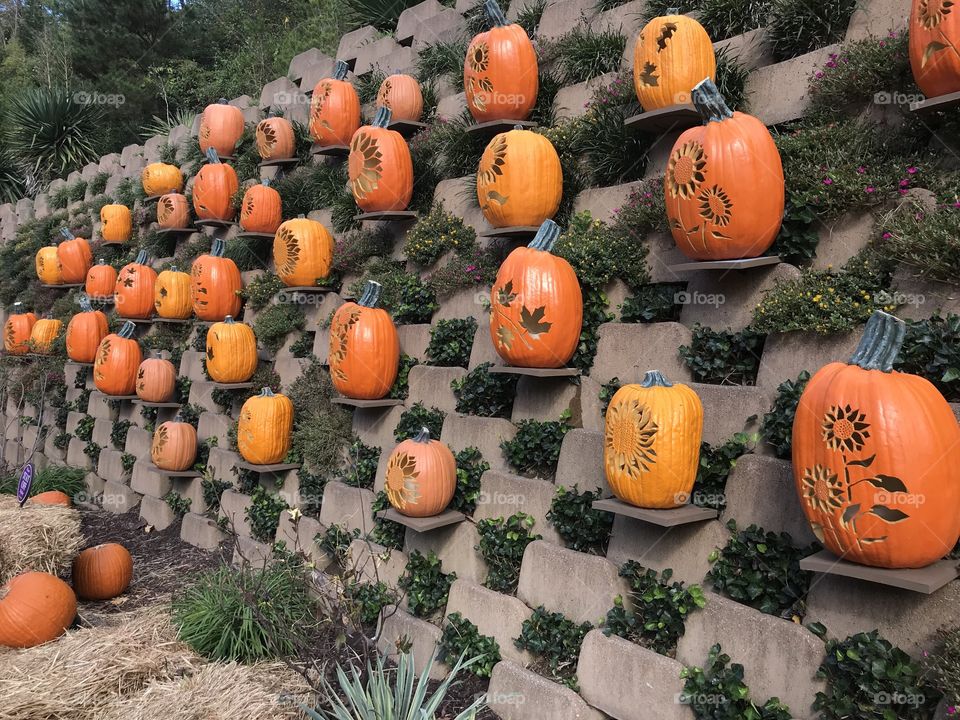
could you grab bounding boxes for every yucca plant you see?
[140,109,197,140]
[0,142,26,203]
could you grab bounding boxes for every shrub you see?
[163,491,192,516]
[475,513,541,593]
[760,371,810,458]
[500,412,571,478]
[547,485,613,555]
[882,202,960,285]
[690,434,754,512]
[403,204,477,267]
[394,402,445,442]
[923,625,960,707]
[242,273,284,310]
[369,490,405,550]
[245,486,289,543]
[697,0,770,40]
[452,446,489,515]
[416,38,469,90]
[426,317,478,367]
[679,326,765,385]
[288,360,353,476]
[547,25,626,84]
[251,304,306,354]
[344,581,397,625]
[451,362,517,418]
[714,45,750,111]
[398,550,456,619]
[337,438,380,490]
[571,288,615,372]
[319,524,360,565]
[620,283,684,323]
[426,246,500,299]
[768,0,858,61]
[439,612,501,678]
[553,211,651,292]
[349,260,438,324]
[896,314,960,402]
[515,606,593,690]
[0,464,85,499]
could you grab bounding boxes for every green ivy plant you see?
[620,283,684,324]
[201,477,232,514]
[318,524,360,565]
[110,419,132,450]
[570,288,614,372]
[547,485,613,555]
[398,550,456,619]
[451,446,489,515]
[514,606,593,690]
[388,354,418,400]
[163,490,192,517]
[403,203,477,267]
[691,433,754,512]
[500,410,571,479]
[679,325,765,385]
[897,314,960,402]
[439,612,501,678]
[760,371,810,459]
[337,438,380,490]
[394,402,445,442]
[369,490,405,550]
[344,580,397,626]
[426,317,478,368]
[451,362,518,418]
[245,485,289,543]
[475,512,541,594]
[598,377,621,417]
[74,414,95,442]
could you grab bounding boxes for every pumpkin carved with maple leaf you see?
[4,303,36,355]
[633,11,716,111]
[115,250,157,319]
[310,60,360,147]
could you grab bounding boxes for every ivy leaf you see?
[922,41,948,68]
[497,280,517,307]
[863,475,908,493]
[943,367,960,382]
[847,454,876,468]
[520,305,552,336]
[868,505,909,523]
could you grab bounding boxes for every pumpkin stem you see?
[259,387,276,397]
[170,264,179,272]
[692,78,734,123]
[210,238,226,257]
[261,177,271,188]
[667,6,680,13]
[135,249,148,265]
[641,370,674,387]
[118,320,137,339]
[218,97,228,104]
[372,106,393,128]
[485,0,509,26]
[358,280,382,308]
[205,147,221,164]
[78,293,92,313]
[333,60,349,81]
[413,426,432,443]
[224,315,235,324]
[96,258,105,265]
[59,228,74,240]
[849,310,905,373]
[528,219,561,252]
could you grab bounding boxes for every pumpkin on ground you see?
[909,0,960,98]
[100,204,132,243]
[57,231,93,284]
[94,321,142,396]
[464,0,538,121]
[239,179,282,234]
[151,419,197,471]
[309,60,361,147]
[385,427,456,517]
[72,544,133,601]
[489,220,581,368]
[237,388,294,465]
[157,191,191,230]
[665,78,784,260]
[633,11,716,111]
[29,490,72,506]
[154,266,192,319]
[792,310,960,569]
[193,149,239,221]
[85,259,117,298]
[273,217,335,287]
[205,316,257,383]
[256,116,296,160]
[191,239,242,321]
[66,294,109,363]
[376,74,424,122]
[199,99,244,158]
[328,281,399,400]
[4,303,37,355]
[29,318,62,354]
[136,356,177,402]
[0,572,76,648]
[35,244,62,285]
[142,162,184,196]
[115,250,157,319]
[349,107,414,213]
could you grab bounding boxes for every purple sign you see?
[16,462,34,506]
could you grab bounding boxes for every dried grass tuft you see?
[0,495,83,584]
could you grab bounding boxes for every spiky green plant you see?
[0,142,26,203]
[345,0,422,30]
[140,109,197,140]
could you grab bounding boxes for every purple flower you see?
[899,189,908,195]
[823,178,833,185]
[899,179,910,187]
[907,166,918,174]
[465,264,477,273]
[856,166,866,174]
[815,71,825,79]
[829,52,838,60]
[882,232,892,239]
[826,60,836,69]
[865,186,875,193]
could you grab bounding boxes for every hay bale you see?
[0,495,82,584]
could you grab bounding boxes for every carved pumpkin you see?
[0,572,76,648]
[193,149,239,221]
[377,74,424,122]
[57,231,93,284]
[29,318,62,354]
[256,116,296,160]
[309,60,361,147]
[85,259,117,298]
[604,371,703,508]
[349,107,413,213]
[4,303,37,355]
[72,543,133,601]
[136,356,177,402]
[94,321,142,396]
[66,294,109,363]
[35,244,62,285]
[157,191,191,229]
[489,220,581,368]
[464,0,538,121]
[329,281,399,399]
[274,217,335,287]
[909,0,960,98]
[151,419,197,471]
[100,204,132,243]
[633,12,716,111]
[190,239,242,321]
[29,490,71,506]
[199,98,244,158]
[385,427,456,517]
[115,250,157,319]
[237,388,294,465]
[142,162,184,196]
[206,315,257,383]
[792,311,960,569]
[665,79,784,260]
[239,179,282,234]
[154,266,192,319]
[477,127,562,228]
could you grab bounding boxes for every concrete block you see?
[92,417,113,448]
[594,0,646,35]
[678,263,801,330]
[352,405,404,451]
[319,481,376,535]
[590,322,693,385]
[435,92,468,121]
[125,425,154,457]
[511,376,581,425]
[130,460,172,498]
[378,606,446,679]
[407,365,465,414]
[691,383,767,445]
[714,27,775,71]
[299,56,341,94]
[347,537,407,588]
[354,36,403,76]
[219,489,253,537]
[555,429,608,496]
[745,45,841,126]
[260,76,306,112]
[405,520,488,583]
[233,535,273,569]
[410,8,465,48]
[181,511,228,550]
[66,437,93,471]
[142,134,167,163]
[446,578,535,665]
[84,472,105,503]
[87,391,120,420]
[487,660,606,720]
[338,26,380,65]
[275,354,310,391]
[397,323,432,359]
[120,143,143,167]
[538,0,597,41]
[756,329,859,389]
[722,454,816,544]
[433,286,490,324]
[173,476,208,515]
[140,494,176,531]
[552,73,617,121]
[197,411,234,448]
[179,350,207,382]
[397,0,446,43]
[813,211,875,270]
[97,448,129,483]
[473,470,562,544]
[892,265,960,320]
[845,0,908,40]
[288,48,332,82]
[467,324,499,369]
[101,480,141,514]
[432,177,493,238]
[440,413,516,472]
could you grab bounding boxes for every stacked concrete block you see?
[487,660,606,720]
[590,322,694,386]
[756,329,860,388]
[537,0,598,41]
[101,481,141,514]
[377,606,447,679]
[555,429,608,495]
[182,511,228,550]
[410,8,466,50]
[473,470,562,544]
[678,263,801,330]
[845,0,908,40]
[691,383,768,445]
[407,366,465,414]
[354,36,405,76]
[511,376,581,424]
[288,48,332,83]
[714,28,776,72]
[352,405,404,450]
[319,481,376,535]
[396,0,447,44]
[219,488,254,537]
[406,521,488,582]
[445,578,535,664]
[143,134,167,163]
[440,413,516,472]
[338,26,381,68]
[140,495,177,530]
[745,44,841,126]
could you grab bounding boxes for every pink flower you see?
[865,186,875,193]
[954,201,960,208]
[907,166,918,174]
[899,179,909,187]
[465,265,477,273]
[882,232,892,239]
[826,60,836,68]
[823,178,833,185]
[815,71,825,79]
[829,53,838,60]
[856,166,866,174]
[899,189,908,195]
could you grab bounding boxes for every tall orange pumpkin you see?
[190,239,242,321]
[256,116,296,160]
[206,316,257,383]
[909,0,960,98]
[237,388,294,465]
[489,220,581,368]
[142,162,184,196]
[464,0,538,122]
[239,179,282,233]
[376,74,424,122]
[57,230,93,284]
[0,572,76,648]
[154,266,192,319]
[199,98,244,158]
[349,107,413,213]
[309,60,361,147]
[273,217,334,287]
[793,311,960,569]
[29,317,62,354]
[94,320,142,396]
[115,250,157,319]
[35,244,62,285]
[329,280,399,399]
[136,355,177,402]
[100,204,132,243]
[385,427,456,517]
[72,544,133,600]
[193,149,239,221]
[157,191,191,229]
[85,259,117,298]
[665,78,784,260]
[66,294,109,363]
[4,303,37,355]
[151,418,197,471]
[633,12,716,111]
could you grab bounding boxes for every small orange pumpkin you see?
[329,280,399,399]
[193,149,239,221]
[29,490,72,506]
[205,315,257,383]
[35,244,62,285]
[385,427,456,517]
[256,116,296,160]
[151,418,197,471]
[142,162,184,196]
[85,259,117,298]
[136,355,177,402]
[66,294,109,363]
[0,571,76,648]
[310,60,361,147]
[29,317,62,354]
[349,107,413,213]
[239,179,282,234]
[157,191,191,229]
[198,98,245,158]
[273,217,334,287]
[633,12,716,111]
[4,303,37,355]
[57,230,93,284]
[154,266,192,319]
[376,74,424,122]
[72,544,133,601]
[115,250,157,319]
[100,205,132,243]
[190,239,242,321]
[94,321,142,396]
[237,387,294,465]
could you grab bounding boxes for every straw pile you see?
[0,495,82,584]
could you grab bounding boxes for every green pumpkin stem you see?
[59,228,74,240]
[259,387,275,397]
[641,370,674,387]
[205,147,221,164]
[333,60,349,81]
[261,178,271,188]
[372,106,393,128]
[118,320,137,339]
[413,426,432,443]
[849,310,905,373]
[528,219,561,252]
[358,280,382,308]
[666,6,680,13]
[485,0,509,26]
[218,97,228,104]
[135,249,148,265]
[211,238,226,257]
[692,78,734,123]
[78,293,92,313]
[224,315,235,324]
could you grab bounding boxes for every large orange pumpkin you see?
[35,244,62,285]
[665,78,784,260]
[94,321,142,396]
[310,60,361,147]
[464,0,538,122]
[193,149,239,221]
[489,220,581,368]
[100,204,132,243]
[239,180,282,234]
[29,318,62,354]
[793,311,960,569]
[909,0,960,98]
[115,250,157,319]
[633,12,716,111]
[72,544,133,600]
[385,427,456,517]
[206,316,257,383]
[136,356,177,402]
[199,98,244,158]
[4,303,37,355]
[0,572,76,648]
[85,259,117,298]
[256,116,296,160]
[57,231,93,284]
[66,294,109,363]
[376,74,424,122]
[142,162,184,196]
[237,388,294,465]
[477,127,562,228]
[157,191,191,229]
[190,239,242,321]
[154,266,192,319]
[29,490,72,506]
[151,419,197,471]
[349,107,414,213]
[329,280,399,399]
[273,217,335,287]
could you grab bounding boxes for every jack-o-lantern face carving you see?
[909,0,960,97]
[309,60,361,147]
[633,12,716,111]
[348,107,413,213]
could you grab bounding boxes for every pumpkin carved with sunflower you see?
[385,428,457,517]
[909,0,960,98]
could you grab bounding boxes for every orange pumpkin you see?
[464,0,538,122]
[199,98,245,158]
[100,204,132,243]
[256,116,296,160]
[4,303,37,355]
[273,217,334,287]
[151,419,197,471]
[237,388,294,465]
[142,162,184,196]
[633,12,716,111]
[29,490,72,506]
[909,0,960,98]
[94,321,142,396]
[489,220,581,368]
[72,544,133,601]
[136,356,177,402]
[385,427,456,517]
[329,280,399,399]
[66,294,109,363]
[309,60,361,147]
[193,149,239,221]
[190,239,242,321]
[206,316,257,383]
[793,311,960,569]
[35,244,62,285]
[115,250,157,319]
[154,266,193,319]
[376,74,424,122]
[665,78,784,260]
[157,191,191,229]
[239,180,282,234]
[29,317,62,354]
[57,231,93,284]
[85,259,117,298]
[349,107,413,213]
[0,572,76,648]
